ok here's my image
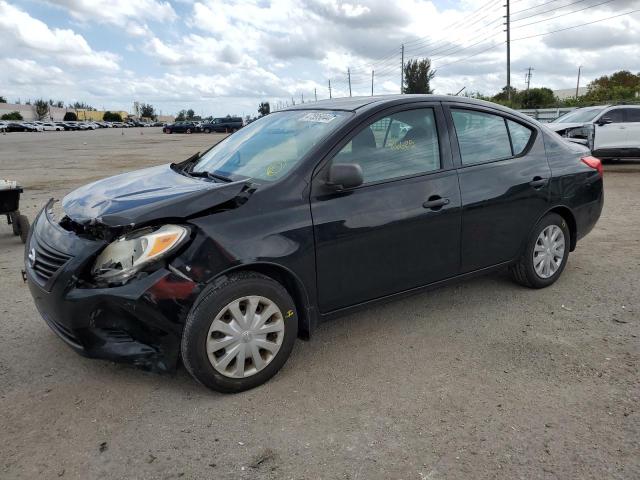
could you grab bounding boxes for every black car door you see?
[444,104,551,272]
[310,103,461,313]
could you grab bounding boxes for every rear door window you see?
[451,109,512,165]
[622,108,640,122]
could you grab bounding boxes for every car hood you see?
[62,163,254,228]
[547,122,587,132]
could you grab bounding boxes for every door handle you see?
[529,177,548,188]
[423,196,450,210]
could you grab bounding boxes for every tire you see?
[10,212,19,236]
[181,271,298,393]
[17,215,30,243]
[510,212,570,289]
[186,128,192,134]
[204,128,211,133]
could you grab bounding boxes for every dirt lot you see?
[0,128,638,479]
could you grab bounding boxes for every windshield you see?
[193,110,351,182]
[552,107,605,123]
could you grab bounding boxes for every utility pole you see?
[314,88,317,102]
[301,93,304,104]
[328,79,332,99]
[525,66,533,92]
[505,0,511,101]
[575,65,582,99]
[347,68,352,97]
[371,70,374,96]
[400,44,405,94]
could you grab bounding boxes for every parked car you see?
[55,122,77,131]
[163,121,200,134]
[25,95,603,393]
[549,104,640,159]
[38,122,63,131]
[0,121,7,132]
[5,122,37,132]
[201,117,244,133]
[22,122,43,132]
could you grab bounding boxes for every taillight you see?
[581,156,603,177]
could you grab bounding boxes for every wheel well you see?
[217,264,313,339]
[549,206,577,251]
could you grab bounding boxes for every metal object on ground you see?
[1,180,30,243]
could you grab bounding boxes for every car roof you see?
[284,94,521,112]
[282,94,536,122]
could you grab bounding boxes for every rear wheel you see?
[181,271,297,393]
[17,215,29,243]
[510,213,570,288]
[204,128,211,133]
[10,212,19,236]
[186,128,192,134]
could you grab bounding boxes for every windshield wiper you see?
[186,170,233,183]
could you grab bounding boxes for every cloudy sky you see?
[0,0,638,117]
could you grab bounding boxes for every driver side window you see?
[332,108,441,184]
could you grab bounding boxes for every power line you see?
[511,0,566,15]
[435,42,505,69]
[512,8,640,40]
[512,0,601,20]
[403,0,503,48]
[411,27,504,62]
[513,0,618,29]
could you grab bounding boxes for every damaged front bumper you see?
[25,204,202,372]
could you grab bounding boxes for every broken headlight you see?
[92,225,189,284]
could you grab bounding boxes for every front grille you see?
[30,236,72,286]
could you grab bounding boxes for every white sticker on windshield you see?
[300,112,337,123]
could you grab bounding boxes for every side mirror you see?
[327,163,363,190]
[597,117,612,126]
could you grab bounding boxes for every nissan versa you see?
[25,95,604,393]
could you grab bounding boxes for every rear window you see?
[507,120,533,155]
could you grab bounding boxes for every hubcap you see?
[206,296,285,378]
[533,225,565,279]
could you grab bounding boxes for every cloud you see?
[0,58,71,86]
[0,1,119,70]
[3,0,640,114]
[47,0,177,26]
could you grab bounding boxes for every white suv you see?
[549,105,640,159]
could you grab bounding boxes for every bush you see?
[63,111,77,121]
[103,111,123,122]
[1,111,23,120]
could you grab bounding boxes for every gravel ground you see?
[0,128,638,480]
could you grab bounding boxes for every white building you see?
[0,103,75,121]
[553,87,588,100]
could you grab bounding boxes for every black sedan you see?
[5,122,38,132]
[25,95,603,393]
[163,121,200,134]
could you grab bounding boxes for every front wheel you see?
[510,212,570,288]
[181,271,298,393]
